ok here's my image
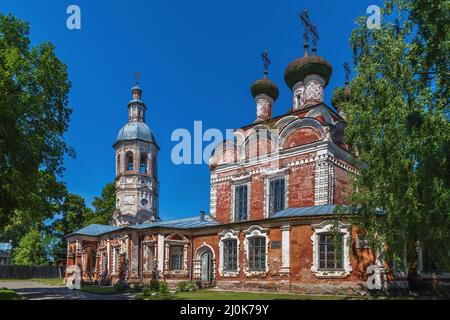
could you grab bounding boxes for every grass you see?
[80,285,120,295]
[0,278,64,286]
[136,289,359,300]
[135,289,432,300]
[0,288,23,300]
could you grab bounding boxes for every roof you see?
[67,215,219,237]
[67,206,355,238]
[67,224,120,237]
[116,122,156,144]
[0,243,12,252]
[130,215,220,230]
[270,205,347,219]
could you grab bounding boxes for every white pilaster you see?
[157,234,164,274]
[280,225,291,274]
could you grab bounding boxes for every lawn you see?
[136,289,360,300]
[0,278,64,286]
[81,285,120,295]
[0,288,23,300]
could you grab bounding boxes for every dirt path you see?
[0,281,134,300]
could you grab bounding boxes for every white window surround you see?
[311,221,352,278]
[111,245,120,275]
[218,229,240,277]
[417,246,450,279]
[142,240,156,273]
[263,169,289,218]
[164,234,189,276]
[243,225,270,276]
[231,179,251,222]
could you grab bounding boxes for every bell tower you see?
[112,79,159,226]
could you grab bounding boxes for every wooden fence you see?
[0,265,65,279]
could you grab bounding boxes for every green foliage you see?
[86,182,115,225]
[12,230,50,265]
[334,0,450,270]
[149,278,160,291]
[186,281,197,291]
[159,282,168,294]
[178,281,188,292]
[113,282,128,293]
[0,13,72,240]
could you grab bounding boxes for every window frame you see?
[218,229,240,277]
[233,183,249,222]
[169,245,184,271]
[222,239,238,272]
[248,237,266,272]
[267,176,286,217]
[318,233,344,271]
[243,225,269,275]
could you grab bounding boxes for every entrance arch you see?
[194,244,215,285]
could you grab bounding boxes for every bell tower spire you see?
[113,77,160,227]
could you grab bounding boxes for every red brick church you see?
[65,18,398,294]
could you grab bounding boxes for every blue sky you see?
[0,0,381,220]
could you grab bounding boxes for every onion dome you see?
[116,122,156,143]
[250,77,279,101]
[284,55,332,90]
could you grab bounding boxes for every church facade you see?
[65,24,391,295]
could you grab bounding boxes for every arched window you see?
[126,152,134,171]
[116,154,120,174]
[140,154,147,174]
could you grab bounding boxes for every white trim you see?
[243,225,270,276]
[305,106,334,124]
[280,225,291,274]
[218,229,240,277]
[310,221,352,278]
[157,234,164,274]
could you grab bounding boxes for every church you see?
[65,16,390,295]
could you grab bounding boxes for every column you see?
[280,225,291,274]
[157,234,164,275]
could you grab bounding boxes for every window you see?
[116,154,121,174]
[319,234,343,270]
[268,178,285,216]
[223,239,238,271]
[112,247,120,274]
[126,152,134,171]
[234,185,248,221]
[169,246,183,271]
[143,244,155,272]
[140,154,147,173]
[248,237,266,271]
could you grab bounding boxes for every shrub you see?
[150,278,160,291]
[113,282,128,293]
[131,282,143,293]
[142,286,152,297]
[186,281,197,291]
[178,281,188,292]
[159,282,168,295]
